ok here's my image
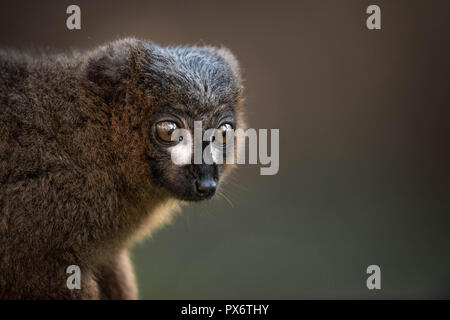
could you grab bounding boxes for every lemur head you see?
[85,39,244,202]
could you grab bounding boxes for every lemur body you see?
[0,39,243,299]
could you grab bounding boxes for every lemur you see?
[0,38,244,299]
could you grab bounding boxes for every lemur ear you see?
[84,38,141,101]
[213,47,242,86]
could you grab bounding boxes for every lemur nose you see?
[194,178,217,198]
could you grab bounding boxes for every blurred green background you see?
[0,0,449,298]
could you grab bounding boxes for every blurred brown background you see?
[0,0,449,298]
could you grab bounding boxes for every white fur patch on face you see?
[169,129,192,165]
[211,144,222,164]
[212,130,235,165]
[211,140,230,164]
[203,128,226,165]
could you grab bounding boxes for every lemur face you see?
[147,104,236,201]
[142,45,243,201]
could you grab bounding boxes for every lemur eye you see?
[156,121,178,143]
[216,123,233,144]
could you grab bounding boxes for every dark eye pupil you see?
[156,121,178,142]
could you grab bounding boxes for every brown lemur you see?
[0,38,244,299]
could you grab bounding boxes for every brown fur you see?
[0,38,243,299]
